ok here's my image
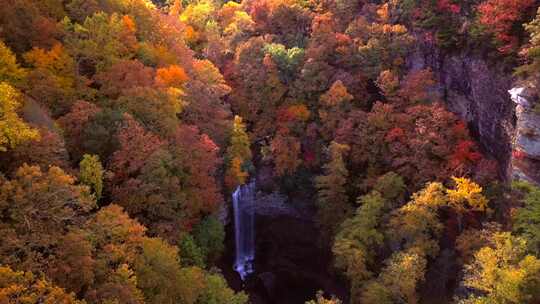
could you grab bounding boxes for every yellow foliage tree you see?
[460,232,540,303]
[79,154,104,201]
[360,251,427,304]
[320,80,353,106]
[0,83,39,151]
[388,183,445,258]
[226,157,249,188]
[447,177,489,214]
[447,177,489,232]
[0,40,26,86]
[225,115,252,190]
[0,265,84,304]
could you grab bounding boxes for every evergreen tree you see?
[333,191,387,300]
[513,181,540,255]
[179,234,205,268]
[193,216,225,264]
[316,141,352,244]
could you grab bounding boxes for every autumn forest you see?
[1,0,540,303]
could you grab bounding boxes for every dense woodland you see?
[1,0,540,303]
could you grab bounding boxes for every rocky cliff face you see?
[408,39,515,176]
[508,87,540,184]
[408,38,540,185]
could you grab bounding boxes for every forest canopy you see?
[1,0,540,303]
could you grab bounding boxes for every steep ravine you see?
[409,41,540,186]
[220,41,526,304]
[219,168,349,304]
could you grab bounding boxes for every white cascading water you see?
[233,181,256,280]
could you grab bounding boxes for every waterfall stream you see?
[233,181,256,280]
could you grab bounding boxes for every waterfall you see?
[233,181,256,280]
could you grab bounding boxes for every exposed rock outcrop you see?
[252,190,313,219]
[408,39,515,176]
[509,86,540,184]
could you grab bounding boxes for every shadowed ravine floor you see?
[219,195,349,304]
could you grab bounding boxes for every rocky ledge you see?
[509,86,540,184]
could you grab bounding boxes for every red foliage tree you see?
[111,124,222,241]
[93,60,155,98]
[271,133,302,176]
[0,0,60,53]
[397,69,437,105]
[182,59,232,146]
[477,0,536,53]
[449,140,483,172]
[58,100,102,161]
[437,0,460,14]
[6,128,70,173]
[336,102,484,189]
[170,125,223,214]
[109,114,165,183]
